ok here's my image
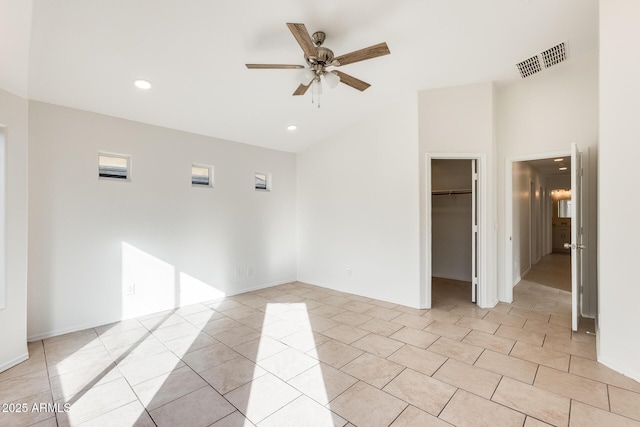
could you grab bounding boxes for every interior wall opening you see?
[509,153,594,333]
[0,127,5,309]
[430,159,475,308]
[514,158,571,293]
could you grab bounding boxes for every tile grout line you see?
[7,282,637,426]
[157,309,260,425]
[98,315,187,427]
[488,375,531,424]
[41,340,61,427]
[384,404,409,427]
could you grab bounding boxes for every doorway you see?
[0,127,5,309]
[505,147,585,331]
[522,186,572,292]
[431,159,474,307]
[425,153,486,309]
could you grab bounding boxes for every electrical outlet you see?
[247,267,254,276]
[346,267,352,276]
[127,284,135,296]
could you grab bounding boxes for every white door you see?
[471,160,478,303]
[570,143,584,331]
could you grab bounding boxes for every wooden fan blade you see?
[334,42,390,66]
[246,64,304,69]
[293,83,311,96]
[333,71,371,91]
[286,23,317,58]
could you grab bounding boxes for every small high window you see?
[98,153,130,180]
[192,164,213,187]
[255,172,271,191]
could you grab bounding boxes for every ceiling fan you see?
[246,23,390,105]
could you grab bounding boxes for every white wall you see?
[419,83,498,308]
[496,50,598,312]
[512,162,544,283]
[0,89,29,372]
[297,97,420,307]
[27,101,297,339]
[431,160,472,282]
[598,0,640,382]
[0,0,33,97]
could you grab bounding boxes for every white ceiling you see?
[526,156,571,179]
[5,0,598,152]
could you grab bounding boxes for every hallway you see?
[523,253,572,292]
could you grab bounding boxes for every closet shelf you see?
[432,189,472,196]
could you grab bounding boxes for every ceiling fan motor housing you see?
[314,47,334,65]
[312,31,326,46]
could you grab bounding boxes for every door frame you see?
[425,152,487,308]
[530,180,536,268]
[503,149,570,303]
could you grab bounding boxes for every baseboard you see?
[597,356,640,384]
[479,299,499,310]
[0,352,29,373]
[296,279,422,309]
[28,319,118,342]
[513,274,522,287]
[27,279,297,342]
[432,274,473,283]
[229,279,296,296]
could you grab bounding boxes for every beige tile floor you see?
[522,253,572,293]
[1,280,639,427]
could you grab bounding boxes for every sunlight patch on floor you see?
[243,302,334,425]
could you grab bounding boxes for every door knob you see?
[564,243,587,250]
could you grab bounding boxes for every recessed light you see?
[554,158,564,162]
[287,125,297,131]
[134,79,152,90]
[559,167,568,171]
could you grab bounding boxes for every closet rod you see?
[431,189,473,196]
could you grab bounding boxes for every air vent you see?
[516,41,569,79]
[516,56,542,78]
[541,42,567,68]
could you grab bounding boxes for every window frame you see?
[98,152,131,181]
[191,163,214,188]
[254,171,271,192]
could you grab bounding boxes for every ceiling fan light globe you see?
[323,71,340,89]
[299,68,315,85]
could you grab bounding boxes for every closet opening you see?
[425,153,485,309]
